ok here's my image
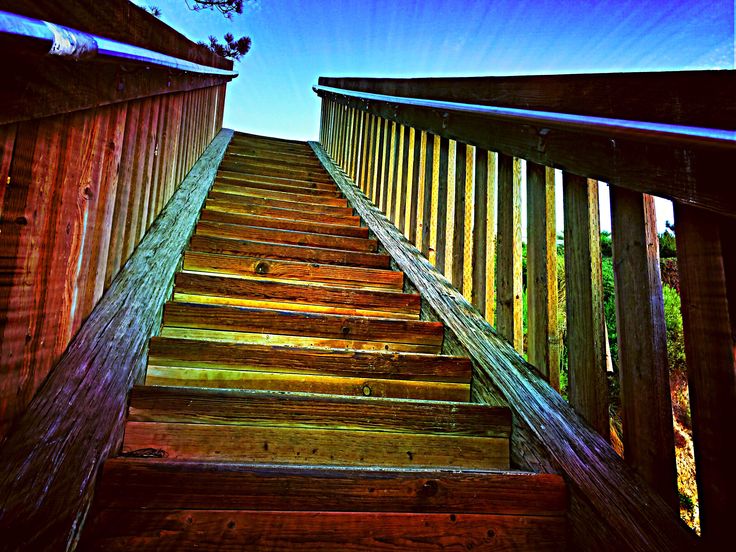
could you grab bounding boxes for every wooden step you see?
[161,302,444,353]
[173,272,419,318]
[121,389,509,468]
[217,168,337,190]
[212,181,348,207]
[216,172,340,196]
[206,195,361,226]
[189,235,391,268]
[195,220,378,253]
[148,337,470,382]
[182,251,403,291]
[127,386,508,437]
[219,160,333,181]
[225,149,325,168]
[199,209,369,238]
[146,337,471,399]
[208,189,354,216]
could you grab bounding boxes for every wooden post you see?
[416,131,430,255]
[527,162,560,390]
[471,148,489,316]
[399,126,413,235]
[674,203,736,547]
[563,173,609,438]
[445,140,459,283]
[429,137,449,272]
[497,153,523,350]
[462,145,475,301]
[610,187,677,509]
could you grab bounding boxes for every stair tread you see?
[91,458,566,515]
[173,272,420,317]
[162,302,444,348]
[206,195,361,225]
[148,337,471,382]
[181,250,404,290]
[189,234,391,268]
[199,209,369,238]
[194,219,378,252]
[128,385,507,436]
[208,189,355,216]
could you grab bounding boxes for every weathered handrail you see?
[315,71,735,549]
[0,10,238,77]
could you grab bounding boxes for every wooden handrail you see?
[315,71,735,548]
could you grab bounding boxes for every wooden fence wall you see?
[0,0,232,442]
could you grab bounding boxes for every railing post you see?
[609,188,678,510]
[497,154,523,350]
[674,203,736,546]
[563,174,609,438]
[527,162,560,390]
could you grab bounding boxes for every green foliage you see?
[601,257,618,366]
[659,230,677,258]
[663,284,687,373]
[600,231,613,258]
[201,33,252,60]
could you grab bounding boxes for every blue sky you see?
[137,0,733,231]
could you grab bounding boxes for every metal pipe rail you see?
[0,9,238,77]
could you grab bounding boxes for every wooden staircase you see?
[79,133,567,550]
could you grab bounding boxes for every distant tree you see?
[147,1,253,61]
[200,33,251,60]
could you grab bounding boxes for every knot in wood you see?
[418,479,439,497]
[255,261,270,275]
[362,384,372,396]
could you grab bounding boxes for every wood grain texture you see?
[312,141,697,551]
[188,234,391,268]
[609,188,677,509]
[562,173,609,438]
[162,302,444,347]
[496,154,523,350]
[526,162,560,389]
[0,129,233,551]
[182,250,403,290]
[88,458,567,515]
[127,386,508,437]
[674,203,736,547]
[81,509,564,551]
[122,421,509,468]
[148,337,471,382]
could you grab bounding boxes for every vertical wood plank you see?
[363,114,375,197]
[416,131,430,254]
[674,203,736,547]
[394,125,406,227]
[429,136,449,271]
[372,118,383,206]
[563,173,609,438]
[462,145,475,301]
[405,127,419,241]
[471,148,488,316]
[377,118,390,212]
[527,162,560,390]
[445,140,458,282]
[610,187,677,509]
[497,154,523,350]
[385,122,397,217]
[485,152,498,324]
[105,101,141,288]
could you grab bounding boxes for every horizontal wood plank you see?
[199,209,369,238]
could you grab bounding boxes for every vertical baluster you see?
[527,162,560,390]
[364,115,375,198]
[384,122,397,217]
[445,141,458,283]
[394,125,406,227]
[372,118,384,206]
[563,173,609,438]
[404,127,419,241]
[325,100,333,156]
[377,118,389,210]
[351,108,361,180]
[674,204,736,546]
[497,154,523,350]
[356,111,368,187]
[429,136,449,271]
[462,145,475,301]
[416,131,430,254]
[471,148,488,316]
[610,187,677,508]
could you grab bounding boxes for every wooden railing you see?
[0,1,235,549]
[315,70,735,550]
